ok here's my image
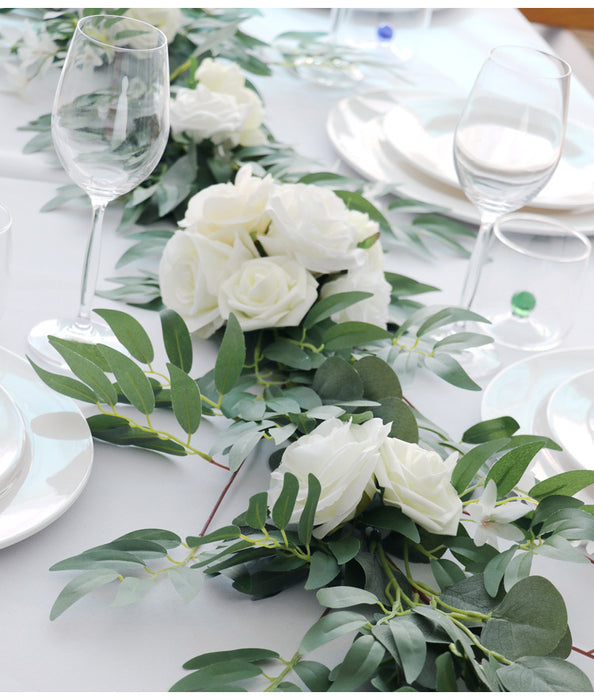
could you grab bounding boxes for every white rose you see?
[124,8,184,43]
[218,256,318,332]
[374,439,462,536]
[268,418,390,539]
[179,165,273,239]
[159,229,255,338]
[262,183,368,275]
[169,58,266,147]
[320,242,391,327]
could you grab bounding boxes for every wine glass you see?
[454,45,571,312]
[28,14,170,368]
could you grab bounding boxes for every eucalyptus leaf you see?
[328,635,386,692]
[215,313,246,395]
[316,585,379,609]
[98,344,155,415]
[182,648,279,670]
[28,356,99,404]
[371,396,419,443]
[170,660,262,692]
[303,291,373,329]
[50,569,120,620]
[462,417,520,444]
[94,308,154,364]
[323,321,392,351]
[271,471,299,530]
[388,616,427,684]
[243,492,269,531]
[298,611,368,654]
[294,660,331,692]
[487,440,547,497]
[312,355,363,401]
[111,576,155,607]
[160,308,194,372]
[529,469,594,500]
[353,355,402,400]
[298,473,321,545]
[497,656,592,693]
[168,566,204,603]
[305,551,340,590]
[168,362,202,435]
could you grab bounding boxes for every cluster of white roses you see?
[159,165,392,338]
[267,418,463,539]
[169,58,267,148]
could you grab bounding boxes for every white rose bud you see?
[159,229,255,338]
[268,418,390,539]
[169,58,266,147]
[217,256,318,332]
[262,183,367,275]
[375,438,462,536]
[179,165,273,239]
[320,243,391,327]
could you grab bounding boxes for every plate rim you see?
[0,345,94,549]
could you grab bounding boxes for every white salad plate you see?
[382,96,594,210]
[0,346,93,549]
[482,347,594,499]
[326,90,594,234]
[546,369,594,470]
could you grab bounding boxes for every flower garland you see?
[6,7,594,693]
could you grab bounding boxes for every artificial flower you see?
[374,438,462,536]
[267,418,389,539]
[465,479,534,549]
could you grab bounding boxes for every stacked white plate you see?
[482,348,594,499]
[0,347,93,548]
[326,90,594,234]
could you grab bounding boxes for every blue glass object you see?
[377,24,393,41]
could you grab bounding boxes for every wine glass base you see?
[27,317,124,371]
[490,315,562,352]
[457,343,501,382]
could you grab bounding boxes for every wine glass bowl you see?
[454,45,571,310]
[28,14,169,367]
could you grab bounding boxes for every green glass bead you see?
[511,291,536,318]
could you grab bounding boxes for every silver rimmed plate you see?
[546,369,594,470]
[482,347,594,499]
[0,346,93,549]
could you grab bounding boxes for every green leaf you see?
[48,337,118,406]
[359,506,420,543]
[298,611,368,654]
[94,308,154,364]
[317,585,379,609]
[28,356,99,403]
[487,440,546,497]
[86,414,188,455]
[329,635,386,692]
[298,473,321,545]
[462,417,520,444]
[481,576,567,660]
[334,189,391,237]
[503,549,533,591]
[168,567,204,603]
[214,313,246,395]
[186,525,241,547]
[305,551,340,590]
[435,652,457,692]
[294,660,331,692]
[323,321,392,351]
[167,362,202,435]
[160,308,193,373]
[450,438,509,494]
[302,292,373,329]
[353,355,402,400]
[111,576,155,607]
[50,548,146,572]
[430,559,466,591]
[50,569,120,620]
[170,660,262,692]
[114,528,182,549]
[262,339,313,370]
[243,492,269,531]
[312,355,363,401]
[423,353,481,391]
[327,537,360,565]
[529,470,594,500]
[483,546,519,597]
[271,471,299,530]
[98,344,155,415]
[432,331,492,352]
[440,573,504,615]
[497,657,592,692]
[371,396,419,443]
[388,617,427,684]
[182,648,279,670]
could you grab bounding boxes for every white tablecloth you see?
[0,8,593,692]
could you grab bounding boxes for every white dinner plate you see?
[383,96,594,210]
[0,346,93,549]
[547,369,594,470]
[482,347,594,499]
[326,90,594,234]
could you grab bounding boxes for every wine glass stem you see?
[459,216,497,310]
[75,195,109,331]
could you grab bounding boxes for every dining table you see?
[0,7,593,692]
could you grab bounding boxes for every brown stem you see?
[199,462,244,536]
[571,646,594,660]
